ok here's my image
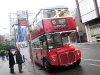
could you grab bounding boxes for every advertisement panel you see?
[16,26,24,42]
[17,10,28,26]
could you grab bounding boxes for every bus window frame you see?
[31,34,48,50]
[42,8,70,18]
[45,33,63,49]
[36,11,42,23]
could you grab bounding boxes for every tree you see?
[4,44,11,50]
[0,35,4,43]
[0,42,3,50]
[0,42,11,50]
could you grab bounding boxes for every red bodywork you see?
[28,17,81,66]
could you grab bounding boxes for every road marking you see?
[81,47,90,49]
[89,64,100,67]
[81,58,100,62]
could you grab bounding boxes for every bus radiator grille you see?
[59,51,75,66]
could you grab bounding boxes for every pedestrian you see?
[15,47,24,73]
[5,51,9,60]
[8,49,16,74]
[1,51,5,61]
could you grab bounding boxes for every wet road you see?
[20,43,100,75]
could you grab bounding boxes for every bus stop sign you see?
[78,30,83,36]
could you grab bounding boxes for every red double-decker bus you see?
[28,6,81,72]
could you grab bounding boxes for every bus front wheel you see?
[43,59,52,72]
[74,58,81,66]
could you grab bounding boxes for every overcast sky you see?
[0,0,76,35]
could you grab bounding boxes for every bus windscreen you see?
[46,33,62,49]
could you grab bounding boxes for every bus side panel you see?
[74,48,81,61]
[31,20,45,65]
[42,19,53,33]
[33,49,42,64]
[42,18,76,33]
[31,20,44,39]
[36,48,46,66]
[47,49,60,66]
[41,49,48,66]
[66,17,76,29]
[33,48,48,66]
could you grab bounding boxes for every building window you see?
[85,0,91,13]
[79,0,95,16]
[89,0,95,11]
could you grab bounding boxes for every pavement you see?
[0,57,31,75]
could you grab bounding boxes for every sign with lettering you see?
[78,30,83,36]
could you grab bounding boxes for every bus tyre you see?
[74,58,81,66]
[43,59,52,72]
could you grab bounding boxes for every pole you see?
[15,36,17,47]
[68,36,70,44]
[79,35,81,44]
[27,11,36,75]
[29,29,36,75]
[28,24,36,75]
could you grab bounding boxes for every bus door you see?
[32,39,40,63]
[39,35,48,65]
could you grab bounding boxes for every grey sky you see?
[0,0,76,35]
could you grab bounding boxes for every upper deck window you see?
[43,8,70,18]
[36,11,42,22]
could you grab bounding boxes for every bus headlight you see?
[52,56,56,62]
[77,51,81,55]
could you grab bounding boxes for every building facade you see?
[70,8,87,43]
[8,12,35,47]
[76,0,100,42]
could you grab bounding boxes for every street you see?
[20,43,100,75]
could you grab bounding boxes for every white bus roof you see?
[41,5,68,10]
[32,5,69,22]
